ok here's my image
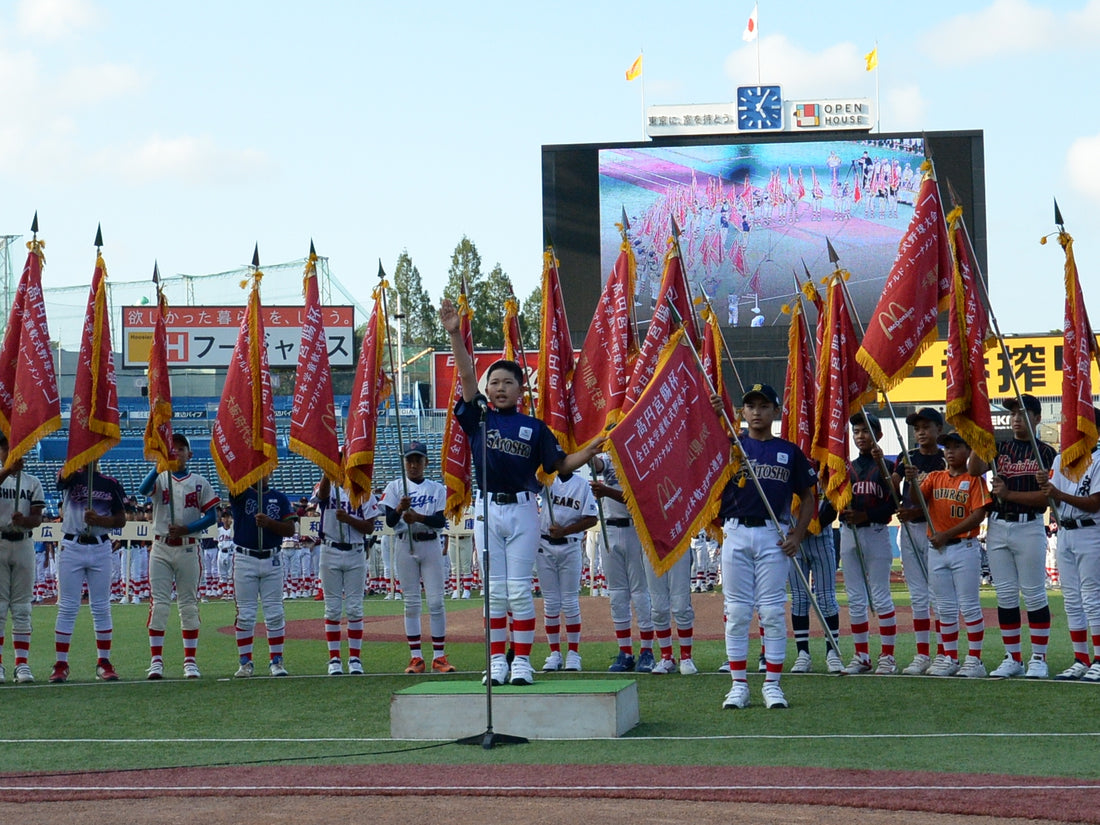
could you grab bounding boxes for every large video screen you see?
[543,130,985,344]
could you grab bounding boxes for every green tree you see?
[442,237,517,349]
[520,285,542,350]
[391,249,443,347]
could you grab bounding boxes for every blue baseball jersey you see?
[229,486,294,551]
[718,435,817,522]
[455,400,565,494]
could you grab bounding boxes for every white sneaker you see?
[461,590,471,599]
[990,654,1024,678]
[0,663,6,682]
[564,651,582,671]
[327,657,344,676]
[875,654,898,675]
[543,651,563,672]
[483,655,510,686]
[789,650,812,673]
[269,658,289,677]
[843,655,872,675]
[1025,655,1049,679]
[956,655,987,678]
[510,656,534,685]
[722,681,750,709]
[926,654,958,677]
[650,657,678,674]
[383,593,394,601]
[825,648,843,674]
[1055,661,1090,681]
[14,664,33,683]
[679,657,698,675]
[348,657,364,675]
[902,653,931,675]
[394,593,403,601]
[450,589,461,600]
[234,660,254,678]
[183,661,201,679]
[717,662,731,673]
[1082,662,1100,683]
[146,659,164,680]
[761,680,789,709]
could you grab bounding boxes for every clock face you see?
[736,85,783,130]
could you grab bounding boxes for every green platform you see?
[390,678,639,739]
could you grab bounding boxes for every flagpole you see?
[827,242,937,583]
[153,264,176,525]
[251,245,264,552]
[639,48,647,141]
[85,226,104,537]
[667,301,841,657]
[873,40,880,133]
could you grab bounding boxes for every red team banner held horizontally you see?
[606,329,735,576]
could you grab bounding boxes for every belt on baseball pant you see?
[63,533,109,545]
[410,531,437,541]
[992,512,1039,522]
[541,534,577,545]
[605,517,632,528]
[326,541,363,551]
[489,491,532,504]
[0,530,31,541]
[155,534,197,546]
[235,546,274,560]
[854,521,890,529]
[727,516,787,528]
[1060,518,1098,530]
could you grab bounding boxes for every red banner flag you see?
[442,288,474,522]
[812,271,872,510]
[536,248,576,451]
[944,207,996,464]
[502,294,522,363]
[0,238,61,467]
[622,239,699,416]
[700,303,736,429]
[781,291,817,457]
[855,165,952,390]
[571,237,639,449]
[606,328,735,575]
[211,273,278,496]
[290,251,342,484]
[1057,229,1099,481]
[343,284,391,507]
[64,253,120,475]
[143,281,177,474]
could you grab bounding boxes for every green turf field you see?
[2,589,1099,777]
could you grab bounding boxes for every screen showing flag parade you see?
[6,111,1100,808]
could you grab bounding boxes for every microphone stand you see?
[456,399,527,749]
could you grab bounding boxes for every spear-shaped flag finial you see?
[621,206,630,233]
[1055,198,1065,231]
[543,225,554,251]
[309,239,316,258]
[94,223,103,250]
[801,257,813,282]
[670,214,681,241]
[152,260,160,287]
[31,211,38,236]
[826,237,841,266]
[377,259,386,281]
[251,244,260,269]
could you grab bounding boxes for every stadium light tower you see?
[0,234,18,322]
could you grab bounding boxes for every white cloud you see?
[881,84,928,132]
[724,35,872,100]
[103,135,274,185]
[1065,133,1100,201]
[55,62,146,105]
[16,0,98,40]
[920,0,1100,63]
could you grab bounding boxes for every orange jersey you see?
[919,470,991,539]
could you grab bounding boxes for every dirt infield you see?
[3,764,1095,824]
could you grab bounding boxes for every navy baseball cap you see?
[404,441,429,458]
[906,407,945,428]
[937,431,969,448]
[742,383,780,406]
[1003,394,1041,416]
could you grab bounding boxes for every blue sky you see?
[2,0,1098,347]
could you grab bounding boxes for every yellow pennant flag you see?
[626,54,642,81]
[865,47,878,71]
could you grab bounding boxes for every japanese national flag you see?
[742,3,758,41]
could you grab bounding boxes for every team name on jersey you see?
[0,487,36,502]
[932,487,970,503]
[746,459,790,484]
[996,457,1041,477]
[551,493,583,511]
[486,428,532,458]
[161,487,203,509]
[852,480,885,497]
